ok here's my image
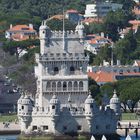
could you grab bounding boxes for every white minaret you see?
[17,92,33,132]
[49,93,60,116]
[49,94,60,134]
[39,20,51,55]
[75,21,84,39]
[85,92,96,132]
[110,90,121,120]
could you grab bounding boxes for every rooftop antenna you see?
[62,8,65,50]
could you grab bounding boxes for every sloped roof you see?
[48,15,64,20]
[82,18,103,24]
[88,71,140,84]
[8,25,36,32]
[129,20,140,25]
[66,9,78,13]
[88,71,115,83]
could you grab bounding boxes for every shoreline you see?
[0,121,139,138]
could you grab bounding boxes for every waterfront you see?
[0,135,139,140]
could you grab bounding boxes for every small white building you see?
[84,2,122,18]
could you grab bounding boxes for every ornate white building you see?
[17,21,121,136]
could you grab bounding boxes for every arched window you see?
[63,82,67,91]
[57,82,61,91]
[54,67,59,75]
[68,81,72,91]
[79,81,83,91]
[52,82,56,91]
[70,66,75,74]
[46,82,51,91]
[74,81,78,91]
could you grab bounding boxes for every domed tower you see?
[39,20,51,55]
[75,21,84,39]
[18,93,33,132]
[110,90,121,120]
[49,93,60,116]
[85,92,97,132]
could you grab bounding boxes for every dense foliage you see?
[100,78,140,113]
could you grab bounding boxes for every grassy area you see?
[121,113,138,120]
[0,114,17,122]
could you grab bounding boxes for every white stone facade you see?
[17,21,121,136]
[84,2,122,18]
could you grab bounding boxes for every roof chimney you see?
[101,32,104,38]
[10,24,13,29]
[29,24,33,29]
[117,60,121,66]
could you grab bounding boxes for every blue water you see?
[0,135,18,140]
[0,135,140,140]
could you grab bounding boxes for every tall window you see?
[46,82,51,91]
[74,81,78,91]
[70,66,75,74]
[68,81,72,91]
[52,82,56,91]
[63,82,67,91]
[57,82,61,91]
[79,81,83,91]
[54,67,59,75]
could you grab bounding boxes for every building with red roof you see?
[5,24,38,41]
[87,60,140,85]
[82,18,103,25]
[65,9,84,23]
[84,34,112,54]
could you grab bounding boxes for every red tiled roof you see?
[129,20,140,25]
[48,15,64,20]
[87,35,111,45]
[9,25,35,32]
[88,71,140,84]
[66,9,78,13]
[88,71,115,83]
[82,18,103,24]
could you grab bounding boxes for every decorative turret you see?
[85,93,98,115]
[39,20,51,54]
[49,93,60,116]
[110,90,121,120]
[75,21,84,39]
[17,91,33,132]
[85,92,96,132]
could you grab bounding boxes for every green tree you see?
[114,30,137,64]
[2,39,39,61]
[88,77,100,98]
[93,45,111,65]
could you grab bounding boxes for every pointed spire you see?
[101,135,107,140]
[113,89,118,98]
[125,135,132,140]
[90,135,96,140]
